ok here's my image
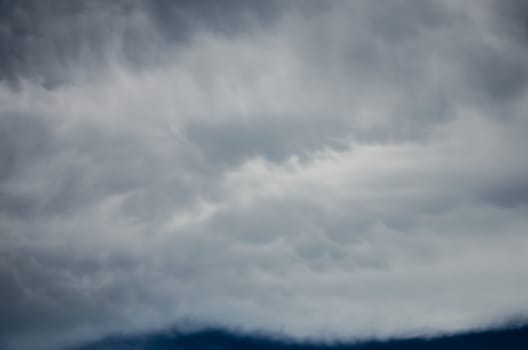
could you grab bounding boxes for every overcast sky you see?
[1,1,528,349]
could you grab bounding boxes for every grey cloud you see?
[0,0,285,88]
[0,0,127,87]
[1,1,528,350]
[185,116,351,166]
[482,178,528,209]
[459,37,528,105]
[0,113,56,217]
[0,113,54,176]
[494,0,528,41]
[145,0,283,41]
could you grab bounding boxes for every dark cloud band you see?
[1,1,528,350]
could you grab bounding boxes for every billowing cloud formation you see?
[1,1,528,349]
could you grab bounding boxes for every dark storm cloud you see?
[0,0,131,87]
[483,179,528,208]
[145,0,283,41]
[494,0,528,38]
[460,34,528,104]
[468,0,528,105]
[1,1,528,350]
[75,326,528,350]
[0,0,285,88]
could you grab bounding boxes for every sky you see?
[1,0,528,349]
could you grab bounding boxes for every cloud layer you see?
[1,1,528,349]
[76,325,528,350]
